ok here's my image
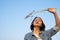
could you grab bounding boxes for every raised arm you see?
[44,8,60,37]
[48,8,60,28]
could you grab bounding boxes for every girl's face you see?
[33,18,42,27]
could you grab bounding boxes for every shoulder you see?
[24,32,32,38]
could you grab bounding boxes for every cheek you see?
[33,22,35,25]
[38,20,42,25]
[33,22,37,26]
[39,22,42,25]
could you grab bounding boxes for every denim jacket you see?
[24,28,59,40]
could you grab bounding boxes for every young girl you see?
[24,8,60,40]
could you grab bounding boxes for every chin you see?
[34,25,40,27]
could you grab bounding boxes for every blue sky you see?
[0,0,60,40]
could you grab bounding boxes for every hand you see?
[48,8,56,13]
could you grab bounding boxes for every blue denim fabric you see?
[24,28,58,40]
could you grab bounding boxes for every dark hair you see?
[30,17,45,31]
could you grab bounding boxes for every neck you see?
[33,26,40,35]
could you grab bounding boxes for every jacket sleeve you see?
[45,26,60,37]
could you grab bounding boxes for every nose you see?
[36,21,39,23]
